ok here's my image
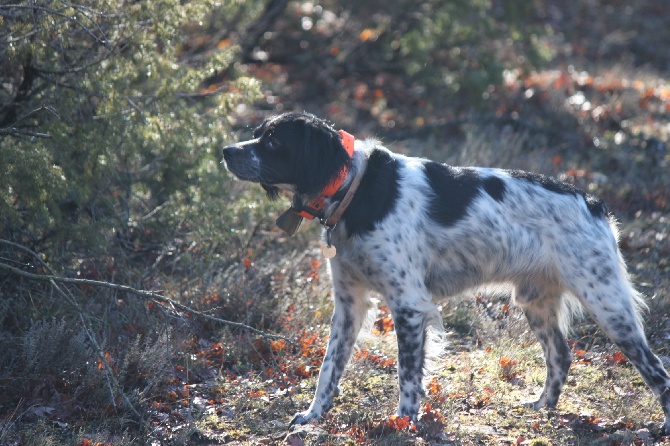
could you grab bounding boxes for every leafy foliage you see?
[0,0,262,253]
[355,0,549,100]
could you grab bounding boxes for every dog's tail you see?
[422,304,448,381]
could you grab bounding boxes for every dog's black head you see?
[222,112,352,200]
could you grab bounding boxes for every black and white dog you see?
[223,112,670,432]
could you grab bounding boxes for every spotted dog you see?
[222,112,670,433]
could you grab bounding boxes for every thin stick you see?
[0,256,291,343]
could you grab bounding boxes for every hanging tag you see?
[276,208,303,235]
[322,244,336,258]
[321,226,337,258]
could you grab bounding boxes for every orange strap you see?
[340,130,355,156]
[298,130,355,219]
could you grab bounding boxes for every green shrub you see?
[0,1,274,440]
[0,0,263,256]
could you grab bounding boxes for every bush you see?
[0,1,278,442]
[0,0,263,257]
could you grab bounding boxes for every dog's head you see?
[222,112,352,200]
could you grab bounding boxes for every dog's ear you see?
[261,184,281,201]
[294,119,352,197]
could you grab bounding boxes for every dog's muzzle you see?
[222,144,260,182]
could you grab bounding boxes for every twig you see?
[0,127,51,138]
[241,0,290,61]
[0,398,23,441]
[0,248,291,343]
[13,104,60,124]
[0,4,109,45]
[0,240,149,427]
[78,312,148,425]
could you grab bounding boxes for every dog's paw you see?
[396,406,419,422]
[522,400,542,410]
[290,411,320,426]
[521,388,548,410]
[521,396,546,411]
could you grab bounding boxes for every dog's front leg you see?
[392,305,428,420]
[291,277,370,425]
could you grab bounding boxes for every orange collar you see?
[297,130,355,220]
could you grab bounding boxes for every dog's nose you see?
[222,145,236,161]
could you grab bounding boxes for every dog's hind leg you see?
[569,270,670,434]
[515,285,573,410]
[291,269,370,425]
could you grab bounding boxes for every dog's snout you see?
[221,143,261,182]
[222,145,237,161]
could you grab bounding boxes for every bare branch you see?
[0,127,52,138]
[0,4,110,45]
[241,0,290,61]
[12,104,60,124]
[0,241,292,343]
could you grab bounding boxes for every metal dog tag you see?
[321,226,336,258]
[321,244,337,258]
[276,208,303,235]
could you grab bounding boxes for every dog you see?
[222,112,670,432]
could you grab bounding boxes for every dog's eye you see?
[266,138,281,150]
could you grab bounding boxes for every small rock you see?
[285,424,328,445]
[635,428,651,441]
[269,419,288,428]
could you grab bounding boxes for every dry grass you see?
[197,278,667,445]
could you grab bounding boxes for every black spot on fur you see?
[618,341,670,389]
[482,176,506,202]
[548,381,561,406]
[508,169,607,218]
[553,330,572,371]
[396,307,420,319]
[342,148,400,236]
[423,162,481,226]
[339,294,354,305]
